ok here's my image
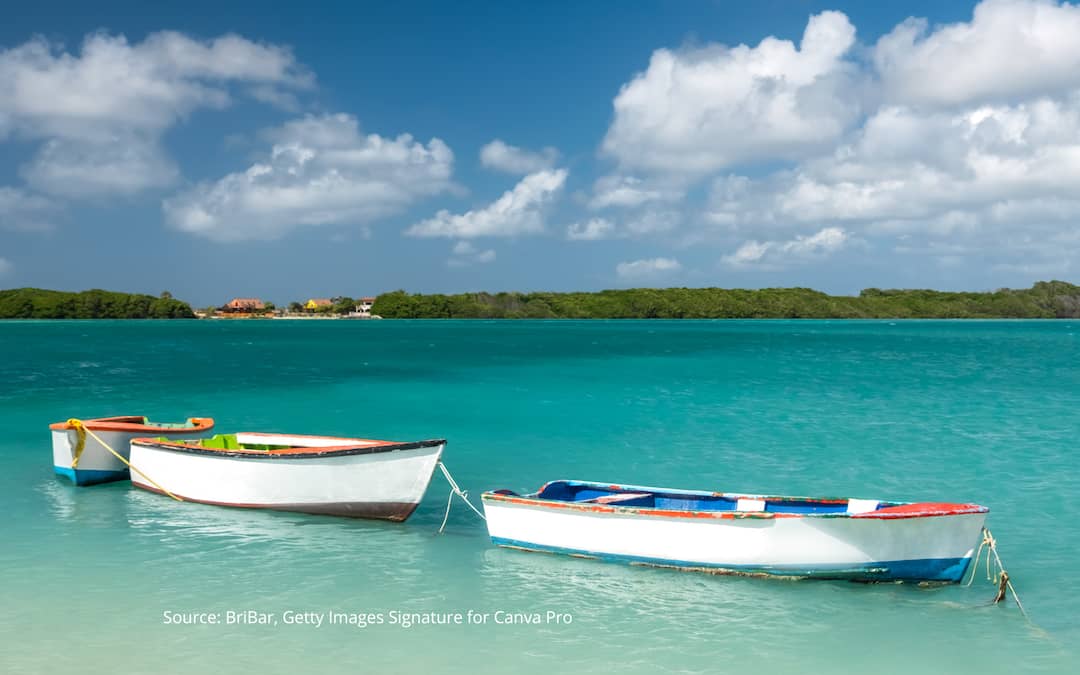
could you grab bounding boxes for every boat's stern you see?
[50,426,130,486]
[49,416,215,487]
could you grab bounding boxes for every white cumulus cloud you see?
[653,1,1080,277]
[22,136,179,198]
[406,168,567,238]
[602,10,860,174]
[615,257,682,280]
[566,218,616,241]
[875,0,1080,108]
[0,257,12,276]
[0,186,57,231]
[480,139,558,174]
[707,97,1080,248]
[588,174,683,209]
[722,227,848,267]
[447,240,496,267]
[566,210,680,241]
[0,31,310,140]
[163,113,454,241]
[0,30,311,199]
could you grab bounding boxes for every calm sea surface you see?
[1,319,1076,674]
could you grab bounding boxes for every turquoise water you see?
[1,319,1076,674]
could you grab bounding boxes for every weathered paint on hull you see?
[52,465,129,486]
[490,537,973,582]
[129,436,444,522]
[482,498,986,583]
[136,483,421,521]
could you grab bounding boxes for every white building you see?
[352,296,377,318]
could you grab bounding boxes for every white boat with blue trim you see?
[481,480,989,582]
[51,416,215,486]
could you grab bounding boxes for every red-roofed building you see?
[224,298,265,312]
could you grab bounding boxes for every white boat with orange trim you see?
[128,432,446,521]
[51,416,215,486]
[482,480,989,582]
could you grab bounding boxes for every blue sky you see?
[1,0,1078,306]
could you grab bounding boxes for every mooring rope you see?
[963,526,1030,620]
[66,419,184,502]
[436,461,486,534]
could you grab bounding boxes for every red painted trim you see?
[482,493,988,521]
[148,441,390,456]
[851,502,988,519]
[50,416,215,434]
[483,493,790,520]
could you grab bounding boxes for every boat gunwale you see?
[481,479,989,521]
[130,436,447,460]
[49,416,214,434]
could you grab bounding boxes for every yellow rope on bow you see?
[66,418,184,502]
[69,420,87,468]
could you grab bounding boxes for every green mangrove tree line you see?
[371,281,1080,319]
[0,288,195,319]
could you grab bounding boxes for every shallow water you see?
[1,319,1076,674]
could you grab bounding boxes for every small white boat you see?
[51,416,215,486]
[482,480,989,582]
[128,432,446,521]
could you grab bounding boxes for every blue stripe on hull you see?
[490,537,972,582]
[53,466,129,486]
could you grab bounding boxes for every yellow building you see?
[305,298,333,311]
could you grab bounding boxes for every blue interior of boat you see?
[533,481,855,514]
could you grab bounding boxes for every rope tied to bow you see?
[436,461,486,534]
[964,527,1029,620]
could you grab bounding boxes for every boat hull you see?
[482,495,987,582]
[129,435,445,521]
[51,419,214,486]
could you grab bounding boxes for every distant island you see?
[0,288,195,319]
[371,281,1080,319]
[3,281,1080,319]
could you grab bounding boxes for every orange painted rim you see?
[137,437,399,456]
[130,435,445,458]
[49,416,215,433]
